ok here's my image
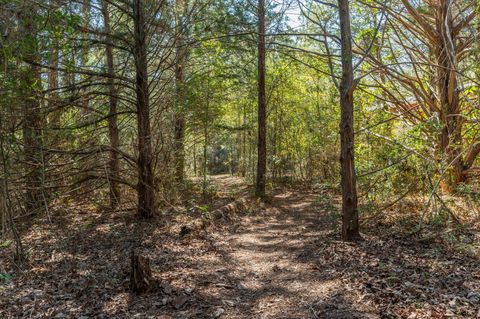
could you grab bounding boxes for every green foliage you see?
[0,0,478,226]
[0,240,11,249]
[197,205,211,219]
[0,273,12,285]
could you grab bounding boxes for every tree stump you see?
[130,251,155,293]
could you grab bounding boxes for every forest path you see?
[3,175,478,318]
[189,175,378,318]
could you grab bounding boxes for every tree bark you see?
[130,251,155,293]
[193,138,197,177]
[173,0,186,185]
[47,4,60,146]
[133,0,155,218]
[46,0,60,196]
[255,0,267,197]
[338,0,360,241]
[20,5,44,214]
[101,0,121,208]
[203,105,208,199]
[384,0,478,190]
[80,0,91,117]
[76,0,93,190]
[240,104,247,177]
[435,0,464,191]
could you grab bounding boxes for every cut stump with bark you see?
[130,251,156,293]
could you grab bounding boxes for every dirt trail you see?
[186,176,378,319]
[1,175,478,318]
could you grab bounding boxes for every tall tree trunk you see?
[47,12,60,145]
[133,0,154,218]
[80,0,91,117]
[46,1,60,196]
[76,0,93,190]
[193,138,197,177]
[272,103,278,180]
[338,0,360,241]
[255,0,267,197]
[241,104,247,177]
[173,0,186,185]
[394,0,477,189]
[20,5,44,214]
[0,132,24,262]
[202,97,209,199]
[436,0,463,191]
[101,0,121,208]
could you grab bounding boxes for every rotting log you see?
[179,197,252,237]
[212,197,249,219]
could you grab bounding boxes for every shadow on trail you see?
[175,188,478,318]
[2,176,478,318]
[163,190,378,319]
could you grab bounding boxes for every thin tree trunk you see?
[338,0,360,241]
[272,103,278,180]
[46,1,60,196]
[203,101,209,199]
[173,0,186,185]
[241,104,247,177]
[133,0,154,218]
[80,0,91,117]
[77,0,93,190]
[193,138,197,177]
[101,0,121,208]
[250,107,255,179]
[47,20,60,145]
[255,0,267,197]
[20,6,44,214]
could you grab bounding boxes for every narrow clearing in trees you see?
[1,175,479,318]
